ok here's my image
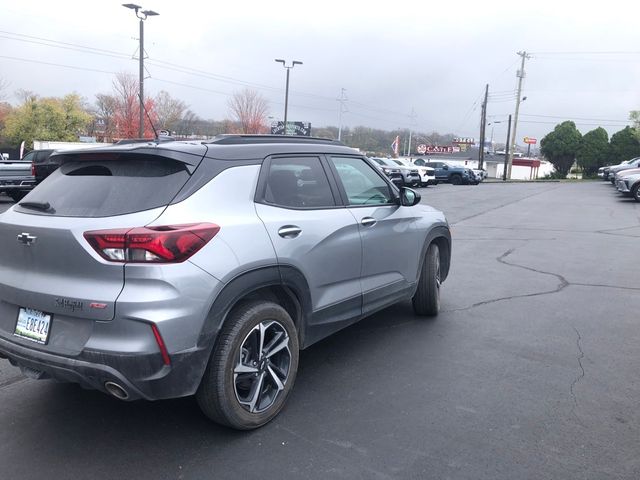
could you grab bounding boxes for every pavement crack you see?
[497,248,570,289]
[445,247,569,312]
[596,225,640,238]
[569,326,586,423]
[450,184,563,226]
[572,282,640,292]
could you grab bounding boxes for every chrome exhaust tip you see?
[104,381,129,400]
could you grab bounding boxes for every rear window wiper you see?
[19,200,51,211]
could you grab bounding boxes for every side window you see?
[22,151,36,162]
[263,157,335,209]
[35,151,51,163]
[330,157,394,206]
[414,158,425,166]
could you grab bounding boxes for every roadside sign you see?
[523,137,537,144]
[417,144,427,154]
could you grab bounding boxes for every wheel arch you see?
[421,225,452,282]
[198,265,312,353]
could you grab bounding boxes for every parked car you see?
[393,158,436,186]
[28,149,57,184]
[472,168,487,181]
[368,157,403,186]
[621,173,640,201]
[0,135,452,430]
[615,168,640,195]
[0,157,35,202]
[414,159,475,185]
[608,157,640,183]
[370,157,421,186]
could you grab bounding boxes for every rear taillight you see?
[84,223,220,263]
[31,162,35,176]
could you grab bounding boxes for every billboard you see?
[271,121,312,136]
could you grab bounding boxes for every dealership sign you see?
[453,137,475,145]
[523,136,537,144]
[271,121,311,136]
[425,145,455,154]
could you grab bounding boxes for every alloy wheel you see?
[233,320,291,414]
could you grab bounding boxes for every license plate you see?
[15,308,52,344]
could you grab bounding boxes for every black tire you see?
[196,300,299,430]
[8,191,27,202]
[632,183,640,202]
[434,181,439,185]
[412,243,441,316]
[450,174,462,185]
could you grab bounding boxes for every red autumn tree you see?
[111,72,157,139]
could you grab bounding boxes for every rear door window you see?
[16,155,190,217]
[262,157,336,209]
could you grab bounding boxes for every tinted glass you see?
[35,150,52,162]
[414,158,425,166]
[17,156,189,217]
[263,157,335,208]
[330,157,393,206]
[22,151,37,163]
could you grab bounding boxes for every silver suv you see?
[0,135,451,430]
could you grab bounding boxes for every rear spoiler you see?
[49,144,208,170]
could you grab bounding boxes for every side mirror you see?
[400,187,421,206]
[443,164,449,170]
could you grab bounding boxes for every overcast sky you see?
[1,0,639,145]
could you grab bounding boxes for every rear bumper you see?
[0,335,213,401]
[0,176,35,191]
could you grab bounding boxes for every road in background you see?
[0,183,638,480]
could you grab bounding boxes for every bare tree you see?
[94,93,118,141]
[155,90,187,133]
[15,89,38,105]
[227,89,269,134]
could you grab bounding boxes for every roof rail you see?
[204,134,344,146]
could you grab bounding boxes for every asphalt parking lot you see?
[0,181,638,480]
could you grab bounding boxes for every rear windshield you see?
[16,156,190,217]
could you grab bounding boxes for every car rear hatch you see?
[0,145,205,355]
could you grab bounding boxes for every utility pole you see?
[478,83,489,170]
[507,51,530,178]
[502,114,512,181]
[122,4,159,138]
[138,18,144,138]
[337,88,347,141]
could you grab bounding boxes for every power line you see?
[0,55,117,75]
[520,120,630,127]
[520,113,629,123]
[3,28,418,121]
[530,50,640,55]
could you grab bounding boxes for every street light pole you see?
[275,59,302,135]
[489,121,502,152]
[123,4,159,138]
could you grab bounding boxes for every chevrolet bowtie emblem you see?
[17,233,37,246]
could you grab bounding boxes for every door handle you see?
[278,226,302,238]
[361,217,377,227]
